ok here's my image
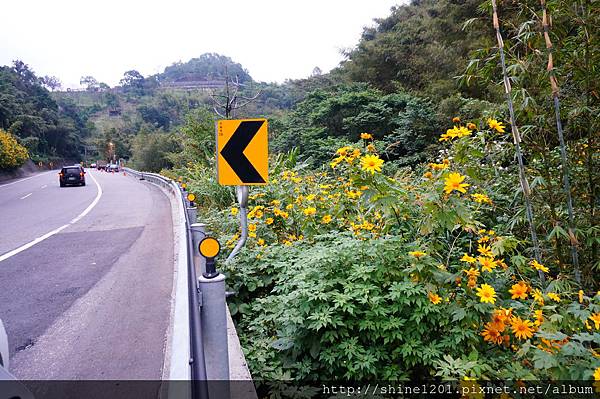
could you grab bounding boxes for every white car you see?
[0,319,35,398]
[0,319,7,370]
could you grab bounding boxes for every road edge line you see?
[0,171,54,189]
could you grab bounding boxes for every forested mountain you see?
[157,53,252,83]
[0,61,91,163]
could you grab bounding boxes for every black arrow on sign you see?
[220,120,266,183]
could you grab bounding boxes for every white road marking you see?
[0,171,54,188]
[20,193,32,200]
[0,172,103,263]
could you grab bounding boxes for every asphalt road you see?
[0,169,174,379]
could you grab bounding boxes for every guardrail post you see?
[187,207,198,223]
[198,271,229,399]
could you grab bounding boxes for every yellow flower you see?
[346,190,362,199]
[322,215,332,224]
[230,207,238,216]
[271,199,281,206]
[530,259,549,273]
[533,309,544,326]
[594,367,600,381]
[477,244,493,257]
[491,308,510,331]
[360,154,384,174]
[476,284,496,304]
[471,193,493,205]
[467,277,477,288]
[532,289,545,305]
[452,117,461,123]
[303,207,317,216]
[478,256,497,273]
[428,162,449,170]
[439,126,471,142]
[423,171,433,179]
[248,224,257,232]
[366,144,376,153]
[428,292,442,305]
[265,217,274,225]
[408,251,427,259]
[257,238,265,246]
[283,240,292,246]
[252,209,264,219]
[482,322,503,345]
[488,118,506,133]
[509,282,529,300]
[443,172,469,194]
[467,122,477,130]
[330,156,344,169]
[248,232,257,238]
[464,268,480,278]
[547,292,561,302]
[510,317,535,340]
[360,132,373,140]
[286,204,294,210]
[589,313,600,329]
[478,236,490,244]
[461,253,477,263]
[336,146,351,157]
[579,290,584,304]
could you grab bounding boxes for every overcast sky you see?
[0,0,404,88]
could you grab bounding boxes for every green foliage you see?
[130,129,180,172]
[339,0,490,100]
[0,128,28,169]
[272,84,440,167]
[0,61,87,160]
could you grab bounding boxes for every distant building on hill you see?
[160,78,225,91]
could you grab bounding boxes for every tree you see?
[131,130,180,172]
[80,76,99,91]
[40,75,62,91]
[120,70,145,89]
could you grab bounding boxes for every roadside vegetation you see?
[0,129,28,169]
[167,0,599,385]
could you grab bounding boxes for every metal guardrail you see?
[123,168,209,399]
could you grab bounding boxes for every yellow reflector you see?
[199,237,220,258]
[187,193,196,202]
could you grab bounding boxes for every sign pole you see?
[227,186,249,261]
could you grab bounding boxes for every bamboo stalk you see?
[538,0,581,283]
[491,0,545,284]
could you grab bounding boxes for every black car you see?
[59,165,86,187]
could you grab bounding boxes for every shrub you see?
[0,128,29,170]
